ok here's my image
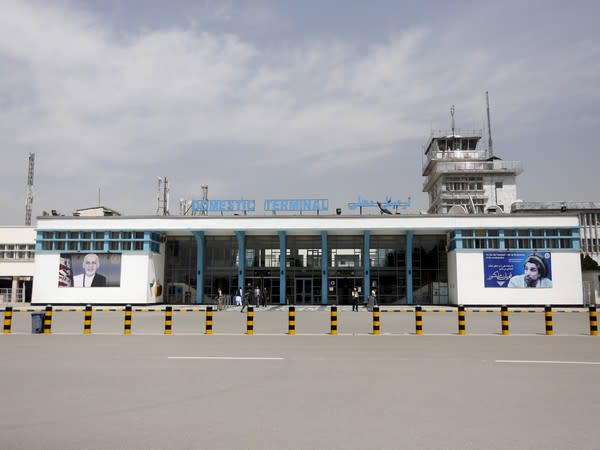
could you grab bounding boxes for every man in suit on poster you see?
[73,253,107,287]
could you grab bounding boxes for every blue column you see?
[363,230,371,304]
[454,229,463,249]
[192,231,205,304]
[236,231,245,293]
[406,230,414,305]
[321,231,328,305]
[279,230,286,305]
[572,228,581,250]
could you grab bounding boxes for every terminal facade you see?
[3,122,595,306]
[31,214,582,306]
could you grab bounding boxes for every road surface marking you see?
[495,360,600,365]
[168,356,284,360]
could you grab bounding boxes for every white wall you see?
[449,251,583,305]
[0,227,35,277]
[32,253,163,305]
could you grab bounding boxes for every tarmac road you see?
[1,321,599,449]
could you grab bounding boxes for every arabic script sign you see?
[347,196,411,211]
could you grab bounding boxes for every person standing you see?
[254,285,261,308]
[351,287,359,311]
[216,287,224,311]
[262,287,269,307]
[367,289,377,312]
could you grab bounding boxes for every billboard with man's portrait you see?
[484,251,553,288]
[58,253,122,288]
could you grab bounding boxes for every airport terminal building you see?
[31,212,583,306]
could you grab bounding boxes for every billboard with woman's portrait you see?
[58,253,122,287]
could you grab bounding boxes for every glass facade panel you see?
[370,235,406,304]
[164,237,198,304]
[286,235,323,304]
[412,235,448,305]
[328,235,363,305]
[204,236,238,304]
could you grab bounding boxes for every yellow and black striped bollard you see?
[501,305,509,336]
[124,304,132,335]
[246,306,254,335]
[43,305,53,334]
[590,305,598,336]
[415,305,423,335]
[458,305,466,335]
[205,306,213,335]
[288,306,295,335]
[3,306,12,334]
[83,305,92,335]
[544,305,553,336]
[330,305,337,335]
[372,305,380,335]
[164,305,173,335]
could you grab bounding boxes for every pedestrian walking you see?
[262,287,269,307]
[241,288,248,313]
[351,287,359,311]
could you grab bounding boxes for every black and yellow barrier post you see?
[544,305,553,336]
[330,305,337,335]
[501,305,509,336]
[124,304,132,335]
[164,305,173,335]
[590,305,598,336]
[83,304,92,335]
[288,306,295,335]
[415,306,423,335]
[372,305,380,335]
[205,306,213,335]
[3,306,13,334]
[457,305,466,335]
[43,305,53,334]
[246,306,254,335]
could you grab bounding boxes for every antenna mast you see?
[450,105,455,137]
[25,153,35,226]
[486,91,494,158]
[201,185,208,216]
[156,177,170,216]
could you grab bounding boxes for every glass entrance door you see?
[295,278,313,304]
[329,277,362,304]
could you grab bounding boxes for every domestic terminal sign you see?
[264,199,328,212]
[191,199,256,213]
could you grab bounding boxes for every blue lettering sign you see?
[264,199,329,212]
[191,199,255,212]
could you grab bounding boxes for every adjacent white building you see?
[0,227,36,303]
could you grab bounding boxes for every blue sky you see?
[1,0,599,223]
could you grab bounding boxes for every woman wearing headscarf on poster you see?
[508,253,552,288]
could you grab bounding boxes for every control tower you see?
[422,106,522,214]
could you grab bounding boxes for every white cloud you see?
[0,1,599,223]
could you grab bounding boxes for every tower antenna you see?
[201,185,208,216]
[450,105,455,137]
[486,91,494,158]
[25,153,35,226]
[156,177,170,216]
